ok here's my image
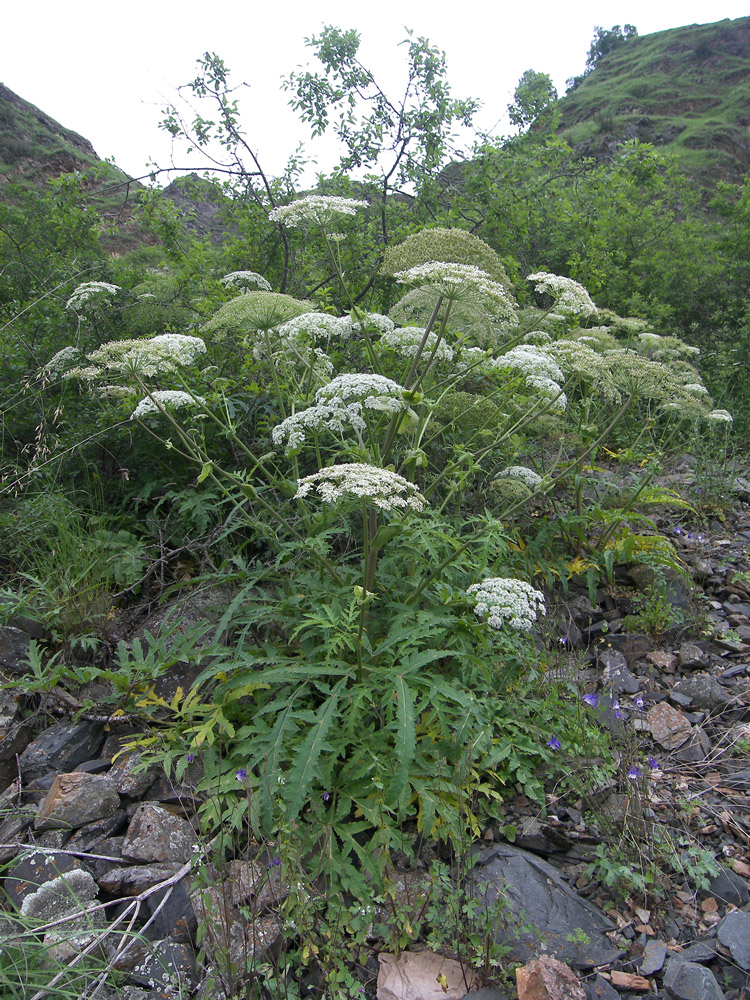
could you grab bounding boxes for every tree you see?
[567,24,638,92]
[507,70,558,131]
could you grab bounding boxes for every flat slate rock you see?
[663,959,725,1000]
[4,850,91,909]
[717,910,750,970]
[19,721,105,782]
[640,939,668,975]
[469,845,623,969]
[708,865,750,907]
[678,941,719,964]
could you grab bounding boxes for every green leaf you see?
[286,677,347,818]
[384,675,415,807]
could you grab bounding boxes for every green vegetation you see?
[0,19,748,997]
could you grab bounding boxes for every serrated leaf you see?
[385,675,415,807]
[286,678,347,818]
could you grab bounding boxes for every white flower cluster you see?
[268,195,368,229]
[522,330,552,345]
[684,383,709,396]
[394,262,518,324]
[707,409,733,424]
[131,390,206,420]
[221,271,272,293]
[65,281,121,313]
[272,401,367,450]
[278,312,353,344]
[467,577,546,631]
[527,272,597,318]
[495,346,564,383]
[316,373,407,414]
[525,376,567,411]
[296,463,426,512]
[378,326,454,362]
[350,312,396,336]
[496,466,543,488]
[85,334,207,377]
[543,340,621,403]
[44,346,82,374]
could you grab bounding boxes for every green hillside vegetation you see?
[557,17,750,188]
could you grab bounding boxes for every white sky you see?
[3,1,748,186]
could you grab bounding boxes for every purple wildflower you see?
[634,696,645,710]
[628,766,641,780]
[582,693,598,707]
[235,768,248,781]
[546,736,561,750]
[322,791,331,802]
[613,700,622,720]
[268,857,282,868]
[648,757,659,770]
[187,754,195,763]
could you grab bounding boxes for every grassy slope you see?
[556,16,750,189]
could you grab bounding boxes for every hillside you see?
[556,16,750,188]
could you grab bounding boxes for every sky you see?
[3,1,749,186]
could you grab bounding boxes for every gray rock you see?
[640,938,668,974]
[65,810,127,853]
[122,802,196,863]
[717,910,750,969]
[600,650,641,695]
[584,975,620,1000]
[35,772,120,831]
[123,938,197,992]
[663,959,725,1000]
[678,643,709,670]
[461,990,511,1000]
[19,721,106,782]
[601,634,652,663]
[469,845,624,968]
[671,675,731,712]
[0,626,32,673]
[719,767,750,791]
[678,941,719,964]
[97,863,184,897]
[142,879,197,943]
[673,729,712,764]
[708,865,750,907]
[4,850,91,909]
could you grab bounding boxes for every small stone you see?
[678,643,709,670]
[663,959,725,1000]
[106,749,159,798]
[678,941,718,964]
[65,810,127,853]
[640,938,668,975]
[673,729,711,764]
[647,650,678,672]
[646,702,692,749]
[516,957,586,1000]
[584,975,620,1000]
[601,653,641,695]
[0,627,31,674]
[97,863,184,896]
[123,938,197,991]
[122,802,196,863]
[610,971,651,991]
[35,772,120,831]
[717,910,750,969]
[708,865,750,906]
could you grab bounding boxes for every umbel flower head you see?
[296,463,426,512]
[527,272,597,318]
[203,292,312,339]
[381,227,510,286]
[131,389,206,420]
[315,373,408,414]
[220,270,272,293]
[268,194,368,229]
[65,281,121,314]
[496,466,543,489]
[277,312,354,344]
[467,577,546,631]
[272,401,367,451]
[378,326,455,362]
[71,334,207,378]
[394,262,518,327]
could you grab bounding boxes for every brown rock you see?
[121,802,196,862]
[646,650,678,672]
[610,971,651,991]
[516,956,586,1000]
[35,772,120,831]
[646,701,692,749]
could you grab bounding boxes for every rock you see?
[4,849,91,909]
[122,938,197,992]
[122,802,196,863]
[601,634,652,663]
[673,729,712,763]
[142,877,197,943]
[107,749,159,798]
[678,644,710,670]
[35,772,120,831]
[732,476,750,500]
[0,627,31,673]
[647,649,678,673]
[678,941,719,963]
[516,957,585,1000]
[378,951,478,1000]
[717,911,750,969]
[671,675,731,712]
[97,863,184,896]
[600,651,641,695]
[512,817,572,856]
[19,721,106,782]
[0,686,29,763]
[191,884,282,968]
[610,971,651,991]
[469,845,623,968]
[461,990,511,1000]
[646,701,692,749]
[663,959,726,1000]
[708,865,749,906]
[65,810,128,853]
[227,858,289,911]
[719,767,750,791]
[640,938,668,974]
[584,975,620,1000]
